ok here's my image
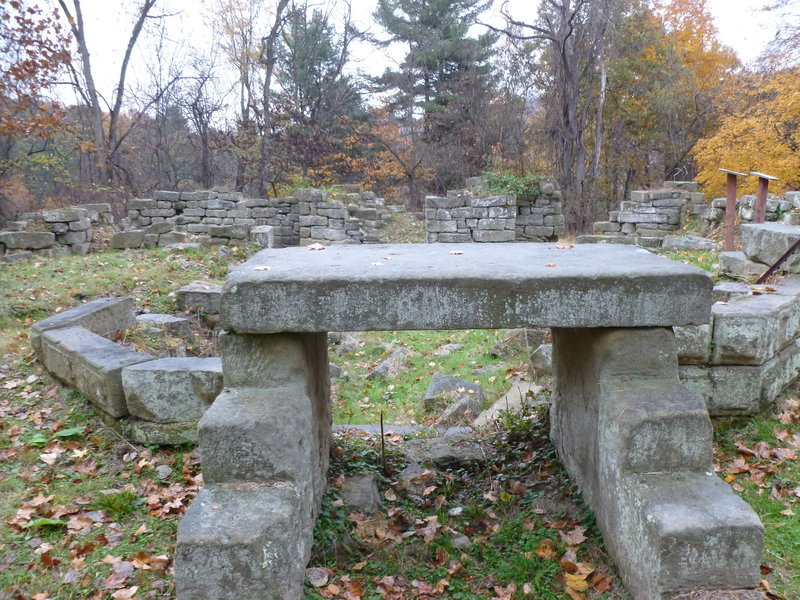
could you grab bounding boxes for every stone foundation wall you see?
[119,185,394,248]
[425,179,565,243]
[585,181,705,248]
[703,190,800,229]
[0,204,112,263]
[676,276,800,415]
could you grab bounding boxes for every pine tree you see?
[373,0,498,193]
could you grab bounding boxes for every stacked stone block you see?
[0,203,111,262]
[588,182,704,248]
[676,275,800,416]
[704,191,800,230]
[33,297,225,445]
[425,180,565,243]
[116,186,389,249]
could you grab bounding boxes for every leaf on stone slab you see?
[545,263,557,267]
[307,243,326,251]
[555,243,574,249]
[449,250,464,255]
[253,266,272,271]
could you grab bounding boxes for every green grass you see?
[330,329,524,424]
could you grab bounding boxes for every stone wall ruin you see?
[425,177,566,243]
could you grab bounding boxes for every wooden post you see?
[719,169,748,252]
[751,171,779,224]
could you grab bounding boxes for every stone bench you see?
[175,243,764,600]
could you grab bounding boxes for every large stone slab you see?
[0,231,55,249]
[40,327,153,417]
[719,251,765,280]
[30,297,136,357]
[122,357,223,423]
[222,243,712,333]
[175,483,309,600]
[741,222,800,272]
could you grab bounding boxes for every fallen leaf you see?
[449,250,464,255]
[307,243,326,251]
[556,243,574,249]
[253,266,272,271]
[535,539,557,560]
[39,453,58,466]
[559,526,587,546]
[780,508,794,516]
[111,587,139,600]
[545,263,557,267]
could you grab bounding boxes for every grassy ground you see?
[1,220,798,599]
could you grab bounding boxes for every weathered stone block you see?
[56,230,88,245]
[472,195,514,208]
[711,294,798,365]
[198,386,315,486]
[31,297,136,357]
[250,225,274,248]
[128,199,156,211]
[110,230,144,249]
[42,208,87,222]
[675,324,712,364]
[175,483,309,600]
[472,229,515,242]
[741,223,800,272]
[719,251,765,280]
[0,231,55,249]
[122,357,222,423]
[158,231,191,247]
[309,226,348,240]
[146,222,172,235]
[135,313,192,338]
[621,212,670,224]
[41,326,153,417]
[176,280,222,314]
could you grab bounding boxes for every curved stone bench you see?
[175,243,763,600]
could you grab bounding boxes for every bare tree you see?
[214,0,290,194]
[486,0,615,231]
[57,0,173,187]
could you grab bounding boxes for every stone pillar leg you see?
[175,331,330,600]
[550,327,764,600]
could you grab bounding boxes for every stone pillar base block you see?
[175,483,309,600]
[635,473,764,597]
[199,387,313,489]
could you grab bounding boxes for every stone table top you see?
[221,243,712,333]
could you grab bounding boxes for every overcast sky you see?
[56,0,781,107]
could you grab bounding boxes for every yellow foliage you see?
[693,68,800,196]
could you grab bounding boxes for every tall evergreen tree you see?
[275,4,363,183]
[373,0,498,195]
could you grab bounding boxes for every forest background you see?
[1,0,799,234]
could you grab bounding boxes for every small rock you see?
[423,373,483,411]
[335,334,361,354]
[217,245,230,257]
[473,382,543,428]
[433,343,462,357]
[530,343,553,377]
[439,395,483,427]
[472,362,506,375]
[305,567,330,588]
[155,465,173,480]
[367,347,410,379]
[451,534,472,550]
[400,436,486,470]
[341,474,382,513]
